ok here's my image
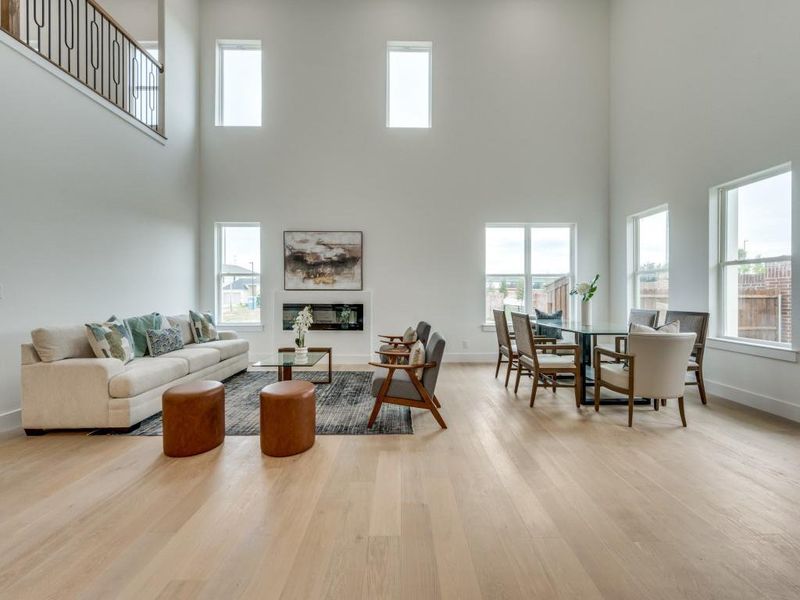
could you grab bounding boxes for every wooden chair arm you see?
[378,334,403,340]
[614,335,628,354]
[375,349,410,357]
[594,347,632,362]
[368,361,436,371]
[383,340,415,347]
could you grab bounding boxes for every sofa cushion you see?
[108,357,188,399]
[145,327,184,357]
[85,322,135,364]
[31,325,95,362]
[200,338,249,360]
[158,347,221,373]
[167,315,195,345]
[122,313,165,357]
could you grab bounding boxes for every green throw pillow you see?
[123,312,164,357]
[85,322,135,364]
[145,327,184,357]
[189,310,218,343]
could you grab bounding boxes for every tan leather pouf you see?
[260,381,316,457]
[162,381,225,457]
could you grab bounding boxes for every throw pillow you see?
[407,340,426,379]
[167,314,195,345]
[145,327,184,357]
[534,309,563,339]
[629,320,681,334]
[85,322,135,364]
[402,326,418,343]
[123,312,164,357]
[534,309,562,320]
[189,310,219,343]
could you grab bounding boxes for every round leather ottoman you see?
[260,381,316,457]
[162,381,225,457]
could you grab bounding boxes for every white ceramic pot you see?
[580,301,592,326]
[295,346,308,356]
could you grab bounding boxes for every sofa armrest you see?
[218,331,239,340]
[22,358,125,429]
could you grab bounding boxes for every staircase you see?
[0,0,164,135]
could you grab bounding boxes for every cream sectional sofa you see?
[21,315,249,434]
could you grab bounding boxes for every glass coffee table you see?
[251,347,332,383]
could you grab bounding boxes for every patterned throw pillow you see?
[407,340,426,379]
[189,310,219,343]
[145,327,184,357]
[123,313,164,357]
[85,322,135,364]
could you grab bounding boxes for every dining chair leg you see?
[661,398,667,407]
[678,396,687,427]
[529,374,539,407]
[627,391,635,427]
[514,364,522,393]
[594,378,601,412]
[695,369,708,405]
[495,351,502,378]
[504,359,514,388]
[653,398,659,411]
[574,372,581,409]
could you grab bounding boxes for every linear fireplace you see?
[282,303,365,331]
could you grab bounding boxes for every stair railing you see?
[1,0,165,136]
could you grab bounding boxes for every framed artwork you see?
[283,231,363,290]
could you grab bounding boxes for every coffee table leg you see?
[327,349,332,384]
[278,366,293,381]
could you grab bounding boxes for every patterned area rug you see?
[121,371,413,436]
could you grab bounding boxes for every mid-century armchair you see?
[377,321,432,361]
[369,332,447,429]
[510,312,582,408]
[593,332,696,427]
[665,311,710,404]
[493,309,518,387]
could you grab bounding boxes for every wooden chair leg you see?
[678,396,687,427]
[504,359,514,388]
[514,364,523,393]
[574,372,581,409]
[495,351,502,378]
[594,378,601,412]
[367,398,384,428]
[695,369,707,405]
[653,398,659,411]
[432,394,441,408]
[529,374,539,407]
[409,374,447,429]
[661,398,667,407]
[628,391,635,427]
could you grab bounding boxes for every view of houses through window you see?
[216,223,261,324]
[485,225,574,322]
[719,167,792,344]
[631,208,670,315]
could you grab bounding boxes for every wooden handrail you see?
[84,0,162,69]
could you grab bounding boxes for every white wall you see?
[609,0,800,421]
[0,0,201,432]
[198,0,610,362]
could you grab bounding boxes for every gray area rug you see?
[121,371,413,436]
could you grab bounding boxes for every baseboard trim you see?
[0,409,23,437]
[705,379,800,423]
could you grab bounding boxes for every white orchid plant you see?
[570,274,600,303]
[293,305,314,348]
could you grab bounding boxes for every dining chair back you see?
[629,309,659,328]
[627,332,696,399]
[510,312,535,362]
[664,310,710,404]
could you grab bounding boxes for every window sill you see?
[706,337,797,363]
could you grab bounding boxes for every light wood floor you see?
[1,364,800,600]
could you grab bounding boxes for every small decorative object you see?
[570,274,600,326]
[284,231,363,290]
[338,305,353,329]
[293,305,313,354]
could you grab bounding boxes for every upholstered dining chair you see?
[665,310,710,404]
[510,312,582,408]
[493,309,518,387]
[594,332,696,427]
[599,308,660,361]
[369,332,447,429]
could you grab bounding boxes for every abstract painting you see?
[284,231,363,290]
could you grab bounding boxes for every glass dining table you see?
[533,319,648,406]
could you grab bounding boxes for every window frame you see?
[214,222,262,327]
[629,205,670,312]
[215,39,262,128]
[716,164,792,347]
[484,223,576,323]
[386,41,433,129]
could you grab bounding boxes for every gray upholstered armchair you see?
[369,332,447,429]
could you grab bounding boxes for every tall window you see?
[216,41,262,127]
[630,208,669,313]
[216,223,261,325]
[485,225,574,322]
[718,167,792,345]
[386,41,432,128]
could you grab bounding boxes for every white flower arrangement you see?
[293,305,314,348]
[570,274,600,303]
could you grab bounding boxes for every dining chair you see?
[665,310,710,404]
[369,332,447,429]
[493,309,518,387]
[594,332,696,427]
[600,308,660,361]
[510,312,582,408]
